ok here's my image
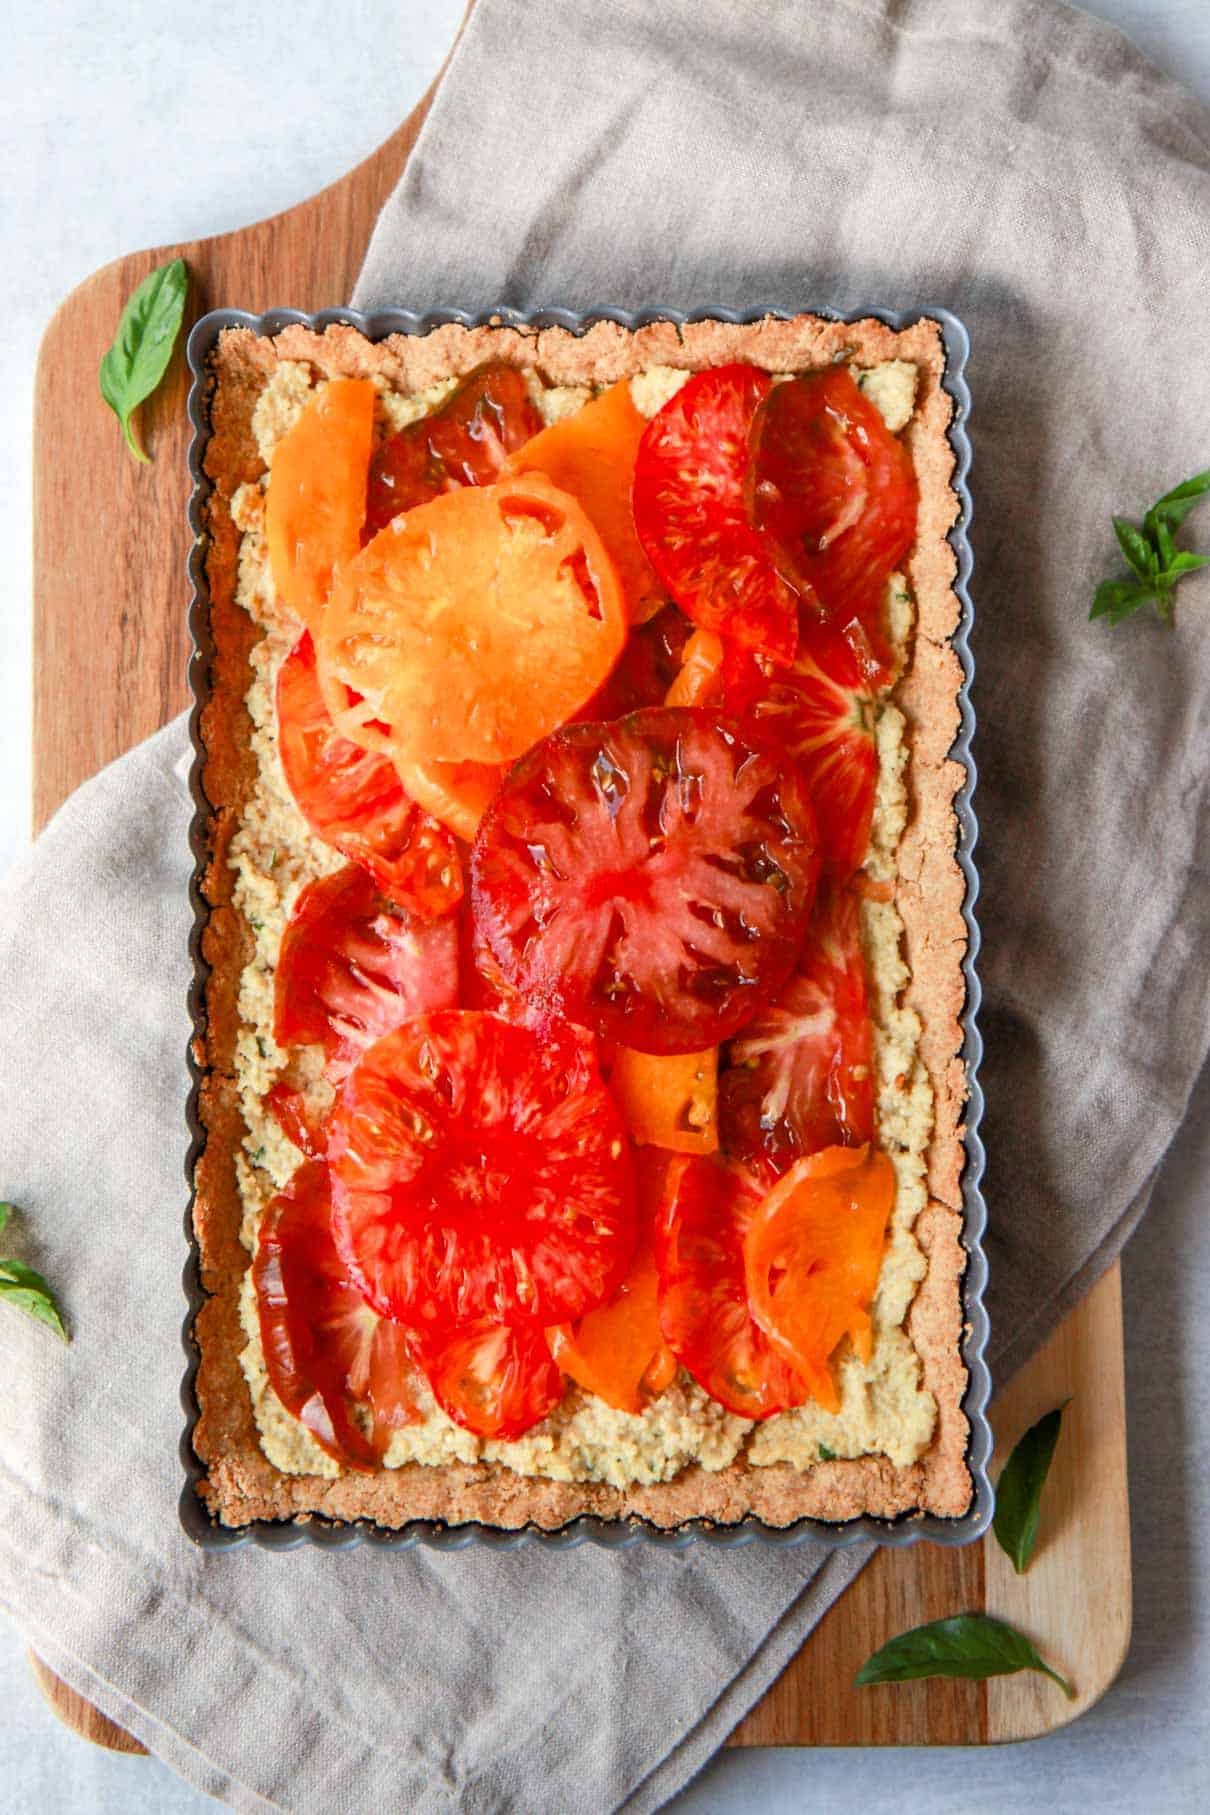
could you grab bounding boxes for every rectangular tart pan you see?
[181,304,991,1553]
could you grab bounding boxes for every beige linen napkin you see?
[1,2,1208,1810]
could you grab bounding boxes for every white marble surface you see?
[3,1,1209,1810]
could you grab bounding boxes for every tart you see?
[189,311,973,1533]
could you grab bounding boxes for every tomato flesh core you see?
[328,1010,636,1330]
[471,706,820,1055]
[632,364,800,664]
[364,363,543,538]
[720,882,874,1184]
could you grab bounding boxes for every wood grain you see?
[27,1651,148,1755]
[728,1265,1130,1746]
[32,12,465,829]
[28,2,1130,1751]
[983,1269,1132,1738]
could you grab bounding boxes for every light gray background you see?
[2,1,1207,1810]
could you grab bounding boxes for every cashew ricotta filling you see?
[230,360,937,1484]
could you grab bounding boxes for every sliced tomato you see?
[392,752,505,843]
[265,1079,326,1159]
[277,631,462,917]
[655,1154,808,1419]
[503,379,663,622]
[632,365,798,664]
[328,1010,635,1329]
[265,379,376,631]
[608,1046,718,1155]
[274,865,459,1081]
[471,707,820,1055]
[548,1149,677,1414]
[578,602,690,722]
[252,1160,424,1469]
[412,1319,564,1440]
[460,905,527,1018]
[719,882,874,1184]
[743,1144,895,1412]
[747,366,917,637]
[723,623,880,881]
[665,629,725,708]
[364,363,543,538]
[321,473,627,768]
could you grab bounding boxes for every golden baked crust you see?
[189,313,972,1532]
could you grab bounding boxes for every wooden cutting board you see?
[28,24,1131,1757]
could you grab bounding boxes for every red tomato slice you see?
[747,366,917,633]
[547,1149,677,1414]
[471,707,820,1055]
[654,1153,808,1419]
[274,865,459,1081]
[328,1010,636,1330]
[723,623,880,881]
[412,1319,564,1440]
[265,1079,326,1159]
[632,365,799,664]
[719,882,874,1184]
[743,1144,895,1412]
[277,631,462,918]
[252,1160,424,1469]
[363,364,543,538]
[578,602,690,722]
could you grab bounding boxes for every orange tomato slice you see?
[609,1046,718,1154]
[548,1152,677,1414]
[664,629,725,707]
[265,379,375,630]
[503,380,663,623]
[319,473,627,767]
[742,1144,894,1413]
[393,753,505,842]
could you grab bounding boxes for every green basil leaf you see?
[0,1201,11,1238]
[1148,516,1177,570]
[993,1403,1066,1573]
[1090,576,1153,624]
[817,1443,837,1462]
[1113,517,1157,581]
[855,1614,1074,1699]
[1146,468,1210,532]
[0,1260,68,1341]
[98,257,188,463]
[1159,552,1210,579]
